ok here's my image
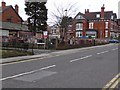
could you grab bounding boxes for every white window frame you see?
[68,25,72,31]
[105,30,108,37]
[105,22,109,29]
[76,23,83,30]
[111,15,114,20]
[96,14,100,18]
[76,31,83,37]
[89,22,94,29]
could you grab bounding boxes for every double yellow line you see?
[102,73,120,90]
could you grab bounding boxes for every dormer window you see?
[96,14,100,18]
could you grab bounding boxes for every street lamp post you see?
[65,9,68,44]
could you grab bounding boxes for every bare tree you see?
[49,1,78,27]
[48,1,78,42]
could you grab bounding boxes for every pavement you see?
[1,44,114,64]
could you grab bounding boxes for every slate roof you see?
[75,11,117,21]
[83,11,115,20]
[0,21,28,31]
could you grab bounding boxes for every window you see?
[105,22,108,29]
[76,31,82,37]
[0,30,9,36]
[89,22,94,29]
[105,30,108,37]
[96,14,100,18]
[111,15,114,20]
[52,30,56,34]
[68,25,72,31]
[76,23,83,30]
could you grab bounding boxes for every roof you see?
[0,5,23,22]
[74,12,86,20]
[0,5,11,14]
[83,11,114,20]
[75,10,117,21]
[0,21,29,31]
[117,19,120,25]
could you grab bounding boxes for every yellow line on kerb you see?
[110,78,120,89]
[102,73,120,90]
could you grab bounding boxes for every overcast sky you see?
[1,0,120,25]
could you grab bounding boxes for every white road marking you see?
[0,65,56,81]
[70,55,92,62]
[112,48,118,51]
[97,51,109,55]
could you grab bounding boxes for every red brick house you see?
[0,1,32,43]
[117,19,120,37]
[73,5,118,39]
[0,1,22,23]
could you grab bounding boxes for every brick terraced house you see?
[73,5,118,39]
[117,19,120,37]
[0,1,32,43]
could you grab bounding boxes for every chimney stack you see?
[85,9,89,13]
[101,4,105,19]
[2,1,6,8]
[15,4,19,13]
[87,9,89,13]
[85,9,86,13]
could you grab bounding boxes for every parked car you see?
[109,39,119,43]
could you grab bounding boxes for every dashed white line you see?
[97,51,109,55]
[70,55,92,62]
[0,65,56,81]
[112,48,118,51]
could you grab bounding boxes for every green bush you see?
[1,50,32,58]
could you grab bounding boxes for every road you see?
[1,44,119,89]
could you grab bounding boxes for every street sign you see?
[43,31,48,38]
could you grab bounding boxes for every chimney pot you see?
[87,9,89,13]
[85,9,86,13]
[15,4,19,13]
[2,1,6,8]
[85,9,89,13]
[101,4,105,19]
